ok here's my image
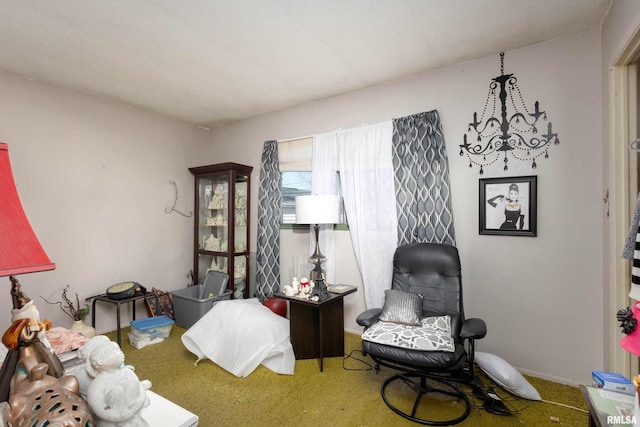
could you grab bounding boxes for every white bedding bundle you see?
[181,298,295,377]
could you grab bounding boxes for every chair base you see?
[381,373,471,426]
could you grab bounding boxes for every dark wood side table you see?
[275,287,356,372]
[86,293,154,346]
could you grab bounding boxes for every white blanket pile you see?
[181,298,295,377]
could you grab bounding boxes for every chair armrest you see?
[460,318,487,340]
[356,308,382,328]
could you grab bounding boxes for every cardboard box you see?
[592,370,635,395]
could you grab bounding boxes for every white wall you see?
[209,29,603,385]
[0,71,210,332]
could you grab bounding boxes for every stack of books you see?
[592,370,635,395]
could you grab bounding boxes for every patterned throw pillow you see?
[362,315,455,352]
[378,289,423,326]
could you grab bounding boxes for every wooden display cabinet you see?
[189,163,253,298]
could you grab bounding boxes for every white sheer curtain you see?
[338,121,397,308]
[310,131,338,284]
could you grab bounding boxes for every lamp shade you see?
[0,143,55,276]
[295,195,340,225]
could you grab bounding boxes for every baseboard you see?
[516,367,582,387]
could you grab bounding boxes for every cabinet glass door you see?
[233,174,249,298]
[234,176,248,252]
[197,176,229,285]
[233,255,247,298]
[196,254,228,285]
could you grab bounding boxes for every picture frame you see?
[479,175,537,237]
[144,287,175,319]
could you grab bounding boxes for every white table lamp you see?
[295,195,340,300]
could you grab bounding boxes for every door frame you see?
[609,28,640,377]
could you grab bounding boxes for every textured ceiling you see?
[0,0,610,128]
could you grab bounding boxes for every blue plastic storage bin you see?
[128,315,174,349]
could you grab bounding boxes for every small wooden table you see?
[275,286,356,372]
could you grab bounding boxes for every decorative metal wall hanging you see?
[460,52,559,175]
[165,180,192,217]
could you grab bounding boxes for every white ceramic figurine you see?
[86,340,151,427]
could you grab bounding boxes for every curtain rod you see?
[278,121,390,143]
[277,135,314,143]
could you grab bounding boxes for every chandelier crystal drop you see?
[460,52,559,175]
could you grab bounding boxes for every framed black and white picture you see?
[479,175,537,237]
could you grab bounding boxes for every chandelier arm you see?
[470,116,502,136]
[507,112,541,129]
[464,140,496,155]
[490,134,512,152]
[504,132,556,151]
[518,137,555,150]
[542,122,558,142]
[463,135,501,154]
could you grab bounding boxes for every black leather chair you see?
[356,242,486,425]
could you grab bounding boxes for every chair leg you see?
[381,373,471,426]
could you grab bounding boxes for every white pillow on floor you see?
[475,351,541,401]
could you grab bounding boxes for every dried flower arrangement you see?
[41,285,90,321]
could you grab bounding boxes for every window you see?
[278,138,345,225]
[282,171,312,223]
[281,171,345,224]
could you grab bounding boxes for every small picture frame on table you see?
[479,175,537,237]
[144,288,175,320]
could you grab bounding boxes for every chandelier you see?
[460,52,559,174]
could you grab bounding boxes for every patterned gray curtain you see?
[393,110,456,245]
[256,140,281,301]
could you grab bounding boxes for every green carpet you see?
[105,327,588,426]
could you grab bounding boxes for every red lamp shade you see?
[0,143,55,277]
